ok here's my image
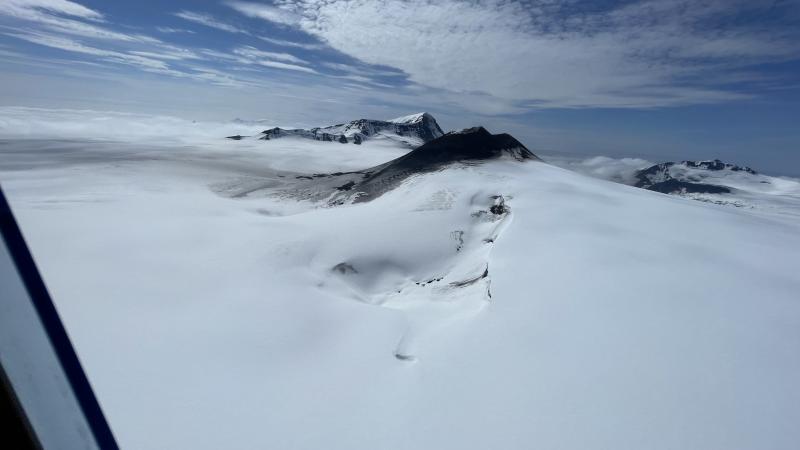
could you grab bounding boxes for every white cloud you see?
[255,60,317,74]
[186,67,248,87]
[229,45,317,74]
[226,1,300,26]
[320,61,404,77]
[174,10,247,34]
[233,45,308,65]
[257,35,323,50]
[129,48,202,62]
[1,0,103,20]
[3,30,255,86]
[5,30,168,69]
[156,27,196,34]
[223,0,800,110]
[0,0,160,43]
[0,106,260,142]
[198,48,240,61]
[544,155,655,185]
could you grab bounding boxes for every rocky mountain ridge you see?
[634,159,758,194]
[227,112,444,147]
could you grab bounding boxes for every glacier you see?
[1,110,799,450]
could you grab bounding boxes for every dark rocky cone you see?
[372,127,537,174]
[349,127,539,202]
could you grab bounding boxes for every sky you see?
[1,0,799,174]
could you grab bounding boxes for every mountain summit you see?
[228,112,444,147]
[345,126,539,202]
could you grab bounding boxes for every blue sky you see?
[1,0,799,174]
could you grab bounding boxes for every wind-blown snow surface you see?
[2,127,800,449]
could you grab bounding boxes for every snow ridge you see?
[227,112,444,148]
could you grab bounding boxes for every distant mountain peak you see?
[389,112,434,124]
[446,126,489,136]
[634,159,759,195]
[226,113,444,147]
[680,159,757,174]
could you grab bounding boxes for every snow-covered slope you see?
[2,125,800,450]
[229,112,444,148]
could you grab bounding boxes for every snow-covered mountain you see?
[2,113,800,450]
[223,126,539,204]
[548,155,800,217]
[626,158,800,215]
[634,159,758,194]
[227,112,444,148]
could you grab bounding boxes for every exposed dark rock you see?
[685,159,757,174]
[451,230,464,252]
[348,127,538,202]
[647,179,731,194]
[250,113,444,147]
[633,159,756,195]
[331,263,358,274]
[374,127,535,173]
[234,125,538,206]
[226,135,245,140]
[450,265,489,288]
[490,196,509,215]
[336,181,356,191]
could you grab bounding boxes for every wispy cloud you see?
[3,0,799,122]
[257,35,323,51]
[226,0,800,109]
[226,1,300,26]
[2,29,255,87]
[173,10,246,34]
[230,46,317,74]
[129,48,202,62]
[1,0,159,43]
[5,30,170,71]
[156,27,196,34]
[2,0,103,20]
[320,62,404,78]
[255,60,317,74]
[233,45,308,65]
